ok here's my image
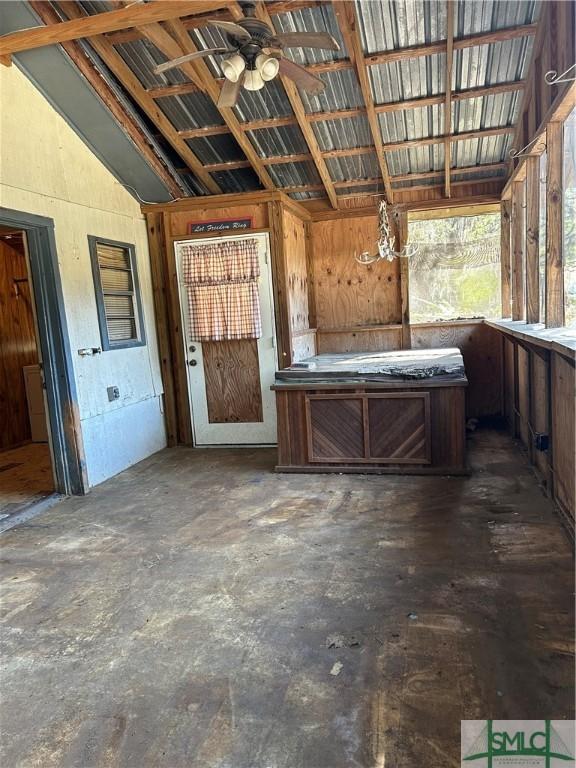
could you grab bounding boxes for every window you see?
[408,212,501,323]
[539,151,547,322]
[563,106,576,327]
[89,236,146,350]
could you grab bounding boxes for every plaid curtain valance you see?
[180,238,262,342]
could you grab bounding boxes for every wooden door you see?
[175,233,277,446]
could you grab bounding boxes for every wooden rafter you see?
[254,3,338,209]
[383,126,515,153]
[141,17,276,190]
[444,0,454,198]
[0,0,227,64]
[54,1,221,194]
[104,22,538,71]
[161,81,524,141]
[28,0,184,199]
[333,0,393,202]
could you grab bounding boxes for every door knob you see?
[188,359,197,366]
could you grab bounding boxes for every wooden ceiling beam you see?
[140,17,276,190]
[255,3,339,209]
[365,23,538,67]
[390,178,505,194]
[0,0,227,64]
[393,162,507,183]
[28,0,184,199]
[333,0,393,202]
[53,1,221,194]
[444,0,455,198]
[383,126,515,152]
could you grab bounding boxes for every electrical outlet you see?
[107,386,120,402]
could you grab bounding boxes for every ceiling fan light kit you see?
[255,53,280,82]
[221,53,246,83]
[243,68,265,91]
[153,0,340,108]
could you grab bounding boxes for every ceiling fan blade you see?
[218,73,244,108]
[278,58,325,95]
[274,31,340,51]
[154,48,231,75]
[206,19,251,43]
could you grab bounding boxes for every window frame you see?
[88,235,146,351]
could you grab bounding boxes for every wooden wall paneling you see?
[530,348,550,483]
[310,214,401,329]
[291,329,317,363]
[511,180,526,321]
[503,337,515,432]
[0,237,39,450]
[145,213,177,446]
[316,327,402,354]
[525,156,541,323]
[517,344,530,448]
[201,339,263,424]
[168,204,268,238]
[304,221,317,331]
[283,208,310,337]
[268,201,293,368]
[551,352,575,521]
[162,212,192,445]
[500,199,512,317]
[410,322,502,419]
[393,209,411,348]
[545,121,564,328]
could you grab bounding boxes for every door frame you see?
[0,207,87,495]
[174,230,278,447]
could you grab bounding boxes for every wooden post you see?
[145,212,178,446]
[525,156,540,323]
[511,180,526,321]
[500,199,512,317]
[545,121,564,328]
[394,209,411,349]
[268,201,293,368]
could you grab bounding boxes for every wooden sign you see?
[187,217,253,234]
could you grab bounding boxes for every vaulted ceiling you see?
[1,0,541,209]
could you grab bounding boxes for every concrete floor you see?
[0,430,573,768]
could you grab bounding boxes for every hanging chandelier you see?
[356,201,418,264]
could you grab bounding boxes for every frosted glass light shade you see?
[244,69,265,91]
[221,53,246,83]
[256,53,280,82]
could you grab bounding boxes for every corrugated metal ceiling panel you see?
[454,0,540,36]
[385,145,445,176]
[185,134,245,164]
[271,5,347,65]
[114,40,190,89]
[247,124,309,157]
[379,104,445,143]
[234,79,294,121]
[326,153,381,181]
[454,37,534,89]
[209,167,262,193]
[267,161,321,187]
[355,0,447,52]
[453,91,520,134]
[451,133,513,166]
[370,54,446,103]
[300,69,365,113]
[312,116,372,151]
[155,92,225,132]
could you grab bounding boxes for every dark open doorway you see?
[0,208,87,512]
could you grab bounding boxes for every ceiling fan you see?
[153,0,340,107]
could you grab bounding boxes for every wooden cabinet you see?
[273,381,467,475]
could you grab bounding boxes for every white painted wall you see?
[0,65,167,487]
